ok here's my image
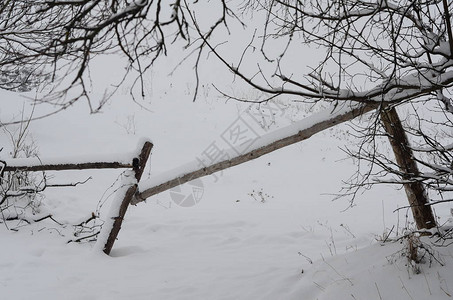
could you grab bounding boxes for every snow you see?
[93,169,137,252]
[289,238,453,299]
[1,153,134,168]
[1,15,453,300]
[1,138,152,168]
[1,88,453,299]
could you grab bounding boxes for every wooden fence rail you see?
[133,103,377,204]
[3,162,133,172]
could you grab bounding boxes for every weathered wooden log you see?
[380,107,436,229]
[3,161,133,172]
[102,141,153,255]
[133,103,377,204]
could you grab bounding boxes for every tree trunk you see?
[380,107,436,230]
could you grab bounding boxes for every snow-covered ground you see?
[1,64,453,299]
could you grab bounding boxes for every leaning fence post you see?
[100,140,153,255]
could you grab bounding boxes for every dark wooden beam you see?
[102,141,153,255]
[3,162,133,172]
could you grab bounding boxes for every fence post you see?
[102,141,153,255]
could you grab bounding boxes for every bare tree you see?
[347,101,453,220]
[183,0,453,229]
[0,0,238,115]
[0,111,46,229]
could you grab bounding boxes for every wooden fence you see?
[1,141,153,255]
[2,103,380,255]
